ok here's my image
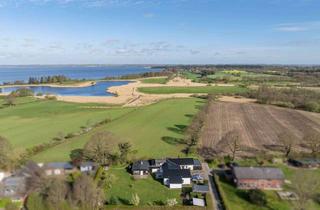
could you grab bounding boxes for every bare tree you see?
[72,174,104,210]
[303,130,320,155]
[291,171,320,210]
[118,142,132,163]
[224,130,242,161]
[278,131,297,157]
[44,177,69,208]
[4,95,16,106]
[83,132,116,165]
[0,136,13,170]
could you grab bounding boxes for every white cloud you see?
[275,21,320,32]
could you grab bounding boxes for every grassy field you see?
[104,168,181,206]
[32,98,204,162]
[0,97,132,149]
[141,77,168,84]
[138,86,248,95]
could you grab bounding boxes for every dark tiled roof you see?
[193,159,202,166]
[45,162,74,170]
[132,160,150,171]
[80,161,97,167]
[233,167,284,180]
[149,159,166,167]
[168,158,194,165]
[169,175,183,184]
[193,184,209,193]
[163,169,191,179]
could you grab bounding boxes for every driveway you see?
[202,163,224,210]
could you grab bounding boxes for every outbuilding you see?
[232,166,284,190]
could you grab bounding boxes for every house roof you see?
[2,176,26,187]
[80,161,97,167]
[233,167,284,180]
[169,175,183,184]
[163,168,191,179]
[193,198,205,207]
[193,184,209,193]
[44,162,74,170]
[168,158,194,166]
[291,158,320,165]
[132,160,150,171]
[149,159,166,167]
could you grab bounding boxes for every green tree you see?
[248,189,267,206]
[118,142,132,163]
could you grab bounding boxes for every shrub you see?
[45,95,57,100]
[130,193,140,206]
[166,198,178,206]
[248,189,267,206]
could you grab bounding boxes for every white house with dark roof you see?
[131,160,150,176]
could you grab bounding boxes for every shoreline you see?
[0,80,96,88]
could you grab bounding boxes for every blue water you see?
[0,81,131,96]
[0,65,161,96]
[0,65,161,84]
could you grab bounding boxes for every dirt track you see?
[200,101,320,156]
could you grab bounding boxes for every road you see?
[202,163,224,210]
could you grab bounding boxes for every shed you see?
[192,198,205,207]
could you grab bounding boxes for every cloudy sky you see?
[0,0,319,64]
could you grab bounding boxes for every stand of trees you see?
[248,86,320,113]
[28,75,71,84]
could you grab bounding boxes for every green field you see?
[32,98,203,162]
[104,168,181,206]
[141,77,168,84]
[138,86,248,94]
[0,97,132,149]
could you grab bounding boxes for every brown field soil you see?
[200,101,320,156]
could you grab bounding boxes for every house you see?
[288,158,320,168]
[132,160,150,176]
[167,158,202,170]
[79,161,97,173]
[0,171,11,182]
[232,167,284,190]
[149,159,166,173]
[42,162,75,176]
[161,161,191,189]
[0,176,27,202]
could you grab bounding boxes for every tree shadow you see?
[167,124,187,134]
[118,197,130,205]
[161,136,186,145]
[185,114,194,118]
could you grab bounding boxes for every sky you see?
[0,0,319,65]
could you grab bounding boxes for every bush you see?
[166,198,178,206]
[5,202,19,210]
[248,189,267,206]
[130,193,140,206]
[45,95,57,100]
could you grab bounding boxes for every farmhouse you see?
[0,176,27,202]
[42,162,75,176]
[232,167,284,190]
[161,161,191,189]
[79,161,98,173]
[132,160,150,176]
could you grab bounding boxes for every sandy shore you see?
[0,80,96,88]
[55,77,233,107]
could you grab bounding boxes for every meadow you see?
[141,77,168,84]
[0,97,132,149]
[32,98,204,162]
[138,86,248,94]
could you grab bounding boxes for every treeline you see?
[104,70,175,80]
[28,75,72,84]
[247,86,320,112]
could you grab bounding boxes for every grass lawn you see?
[141,77,168,84]
[0,97,132,150]
[33,98,204,162]
[104,168,181,206]
[138,86,248,95]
